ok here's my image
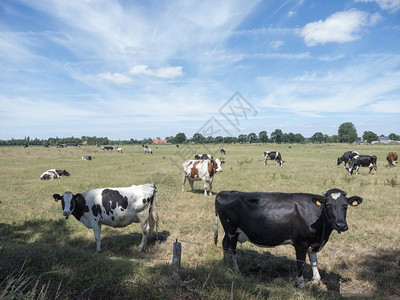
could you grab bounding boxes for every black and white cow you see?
[263,151,283,166]
[347,155,377,175]
[40,169,70,180]
[82,156,92,161]
[101,146,114,151]
[116,147,123,153]
[144,148,152,154]
[214,189,362,288]
[194,154,213,160]
[53,184,158,252]
[337,151,359,168]
[220,148,226,155]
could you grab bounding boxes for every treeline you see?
[1,123,399,146]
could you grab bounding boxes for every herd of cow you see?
[39,146,398,288]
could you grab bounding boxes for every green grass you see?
[0,143,399,299]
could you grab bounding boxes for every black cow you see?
[220,148,226,155]
[263,151,283,166]
[347,155,377,175]
[337,151,359,168]
[101,146,114,151]
[194,154,213,160]
[214,189,362,287]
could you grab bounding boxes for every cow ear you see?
[312,196,325,206]
[53,194,62,202]
[347,196,363,206]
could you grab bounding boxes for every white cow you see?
[40,169,70,180]
[116,147,123,153]
[144,148,152,154]
[182,159,224,196]
[53,184,158,252]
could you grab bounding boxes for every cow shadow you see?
[230,248,346,296]
[355,248,400,298]
[0,219,170,299]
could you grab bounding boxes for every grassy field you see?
[0,143,399,299]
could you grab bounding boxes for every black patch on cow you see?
[71,194,89,221]
[112,216,115,221]
[101,189,129,216]
[92,204,103,219]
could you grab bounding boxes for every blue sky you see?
[1,0,399,140]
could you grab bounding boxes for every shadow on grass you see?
[356,248,400,298]
[0,220,170,299]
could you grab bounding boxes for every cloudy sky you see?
[1,0,399,140]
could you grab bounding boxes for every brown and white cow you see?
[387,152,398,167]
[182,159,225,196]
[53,184,158,252]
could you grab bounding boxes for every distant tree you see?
[271,129,283,143]
[258,131,268,143]
[311,132,324,143]
[238,134,248,144]
[248,133,258,144]
[363,131,379,143]
[223,136,233,144]
[214,136,224,143]
[174,132,187,144]
[191,133,205,144]
[205,136,215,143]
[294,133,305,143]
[338,122,357,143]
[389,133,400,141]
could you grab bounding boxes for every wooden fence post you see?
[172,239,183,281]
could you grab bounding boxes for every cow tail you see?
[214,205,219,246]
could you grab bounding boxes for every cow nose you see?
[63,211,71,219]
[336,222,348,231]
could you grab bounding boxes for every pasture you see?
[0,143,399,299]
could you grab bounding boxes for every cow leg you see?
[295,246,307,288]
[202,179,208,196]
[189,179,194,192]
[208,181,213,196]
[355,166,360,175]
[93,224,102,252]
[264,157,267,165]
[182,175,186,192]
[227,233,240,271]
[138,231,148,252]
[308,251,321,285]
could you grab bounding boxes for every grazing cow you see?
[53,184,158,252]
[220,148,226,155]
[24,145,28,148]
[82,156,92,161]
[144,148,152,154]
[337,151,359,168]
[263,151,283,166]
[40,169,70,180]
[347,155,377,175]
[44,144,49,148]
[214,189,362,288]
[176,145,180,148]
[182,159,225,196]
[194,154,213,160]
[101,146,114,151]
[386,152,398,167]
[116,147,123,153]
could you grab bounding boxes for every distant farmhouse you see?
[371,136,392,144]
[152,139,170,144]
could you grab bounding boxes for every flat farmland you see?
[0,143,399,299]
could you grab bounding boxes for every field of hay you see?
[0,143,399,299]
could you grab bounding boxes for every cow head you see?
[53,192,76,219]
[61,170,70,176]
[337,157,342,165]
[210,159,225,173]
[312,189,362,233]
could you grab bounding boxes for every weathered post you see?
[172,239,183,281]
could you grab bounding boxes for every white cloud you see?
[356,0,400,13]
[300,9,382,46]
[129,65,184,79]
[269,40,284,49]
[97,72,132,85]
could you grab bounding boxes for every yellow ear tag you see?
[352,201,358,206]
[316,200,321,206]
